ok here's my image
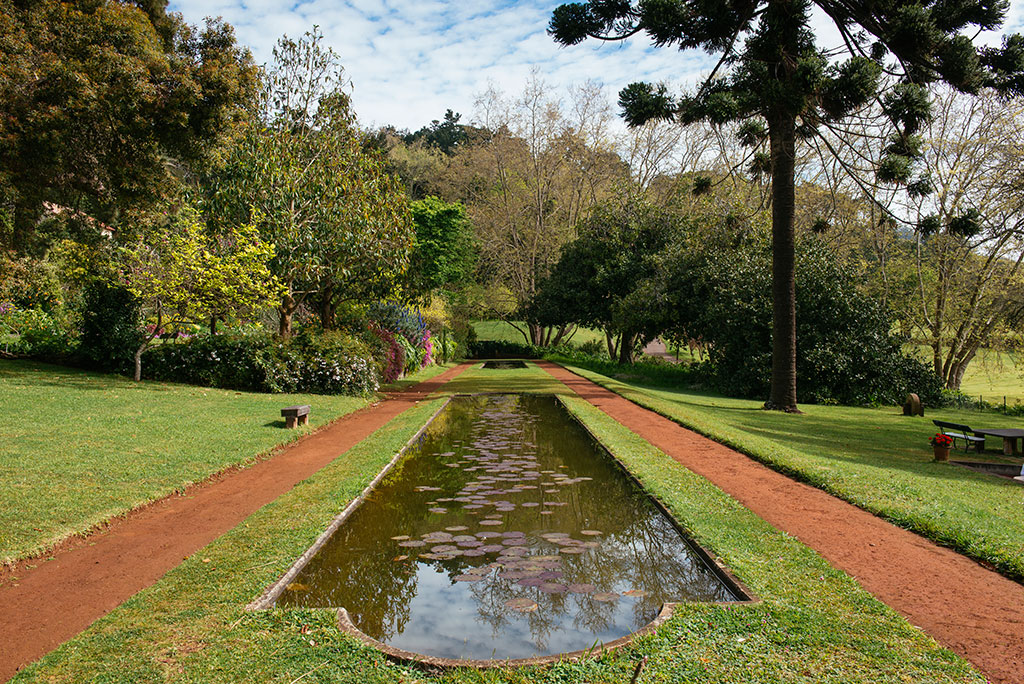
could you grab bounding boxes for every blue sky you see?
[169,0,1024,132]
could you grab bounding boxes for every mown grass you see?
[559,363,1024,583]
[471,320,606,347]
[13,363,983,683]
[0,359,449,565]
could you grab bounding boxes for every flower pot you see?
[933,445,950,462]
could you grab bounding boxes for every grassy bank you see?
[559,362,1024,582]
[13,363,983,683]
[0,360,448,565]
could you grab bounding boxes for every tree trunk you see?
[618,331,635,364]
[134,345,144,382]
[318,297,337,331]
[606,330,618,360]
[209,314,218,336]
[278,291,296,338]
[765,111,801,412]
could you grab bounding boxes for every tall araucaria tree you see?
[550,0,1024,411]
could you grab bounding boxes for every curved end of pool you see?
[335,602,678,669]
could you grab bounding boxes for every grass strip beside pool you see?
[12,365,983,683]
[0,360,447,565]
[558,362,1024,583]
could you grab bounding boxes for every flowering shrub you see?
[930,433,953,448]
[423,329,434,366]
[143,328,379,395]
[368,325,405,383]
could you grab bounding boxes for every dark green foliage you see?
[467,339,544,359]
[77,281,144,373]
[0,1,259,252]
[530,200,677,362]
[142,329,379,395]
[664,238,943,405]
[408,196,474,294]
[402,109,471,155]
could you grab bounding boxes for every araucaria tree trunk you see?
[766,111,800,412]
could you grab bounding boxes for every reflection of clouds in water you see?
[384,566,539,658]
[384,565,634,659]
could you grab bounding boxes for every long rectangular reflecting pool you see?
[272,394,743,661]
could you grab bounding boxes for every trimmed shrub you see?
[143,328,379,395]
[78,282,144,373]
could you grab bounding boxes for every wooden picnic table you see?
[971,428,1024,455]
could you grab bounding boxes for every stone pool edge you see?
[245,396,454,611]
[248,391,760,669]
[334,602,678,669]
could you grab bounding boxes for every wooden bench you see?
[281,404,310,428]
[932,419,985,452]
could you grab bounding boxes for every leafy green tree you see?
[408,196,475,295]
[0,1,259,252]
[119,207,280,381]
[662,234,942,405]
[531,200,675,362]
[550,0,1024,411]
[206,29,413,334]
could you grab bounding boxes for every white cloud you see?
[169,0,1024,132]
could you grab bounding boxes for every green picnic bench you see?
[932,419,985,452]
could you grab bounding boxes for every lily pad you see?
[539,582,568,593]
[518,577,545,587]
[559,547,585,554]
[579,530,602,536]
[398,540,426,548]
[568,583,596,594]
[445,526,469,532]
[504,598,539,613]
[623,589,648,597]
[431,545,458,553]
[390,535,410,541]
[454,574,485,582]
[479,520,503,526]
[392,555,409,561]
[592,592,619,602]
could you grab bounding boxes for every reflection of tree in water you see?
[279,394,735,654]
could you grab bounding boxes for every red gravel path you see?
[0,364,469,682]
[541,361,1024,684]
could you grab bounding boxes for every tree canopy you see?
[0,0,259,252]
[550,0,1024,411]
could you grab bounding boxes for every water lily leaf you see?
[539,582,567,593]
[580,530,602,536]
[592,592,620,602]
[398,540,426,548]
[504,598,539,613]
[568,583,596,594]
[623,589,648,597]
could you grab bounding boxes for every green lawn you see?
[0,360,447,565]
[558,362,1024,582]
[13,362,983,683]
[471,320,606,347]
